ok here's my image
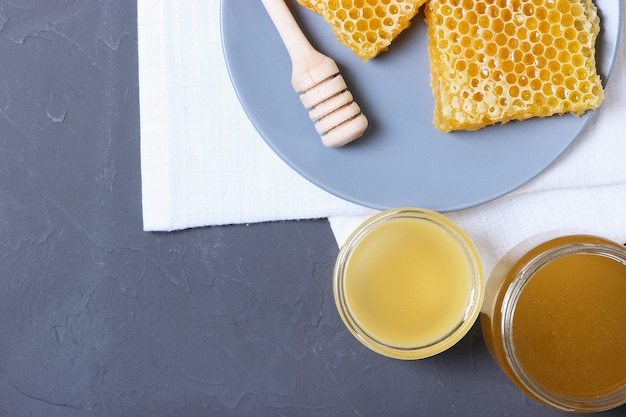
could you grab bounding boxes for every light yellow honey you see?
[334,208,483,359]
[344,217,473,347]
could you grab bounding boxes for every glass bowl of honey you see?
[481,234,626,412]
[333,208,484,360]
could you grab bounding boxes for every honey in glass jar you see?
[481,235,626,412]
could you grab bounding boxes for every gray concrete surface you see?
[0,1,623,416]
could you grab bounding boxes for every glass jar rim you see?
[501,240,626,412]
[333,207,484,360]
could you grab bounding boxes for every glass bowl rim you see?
[333,207,485,360]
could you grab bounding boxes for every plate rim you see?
[220,0,622,212]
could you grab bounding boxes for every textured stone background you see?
[0,1,623,416]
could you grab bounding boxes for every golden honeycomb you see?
[425,0,604,132]
[297,0,428,61]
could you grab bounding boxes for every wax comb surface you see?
[297,0,427,61]
[426,0,604,132]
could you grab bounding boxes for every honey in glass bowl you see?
[333,208,484,360]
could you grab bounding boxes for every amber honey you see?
[481,235,626,412]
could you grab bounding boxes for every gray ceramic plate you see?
[221,0,621,212]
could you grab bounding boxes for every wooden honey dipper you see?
[260,0,368,147]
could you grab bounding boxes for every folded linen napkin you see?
[138,0,375,232]
[139,0,626,275]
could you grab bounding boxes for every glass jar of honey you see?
[481,234,626,412]
[333,208,484,360]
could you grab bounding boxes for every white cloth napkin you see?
[139,0,626,275]
[138,0,375,231]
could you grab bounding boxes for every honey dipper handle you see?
[260,0,339,92]
[260,0,368,147]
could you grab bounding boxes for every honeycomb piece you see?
[425,0,604,132]
[297,0,427,61]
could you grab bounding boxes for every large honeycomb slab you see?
[426,0,604,132]
[297,0,427,61]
